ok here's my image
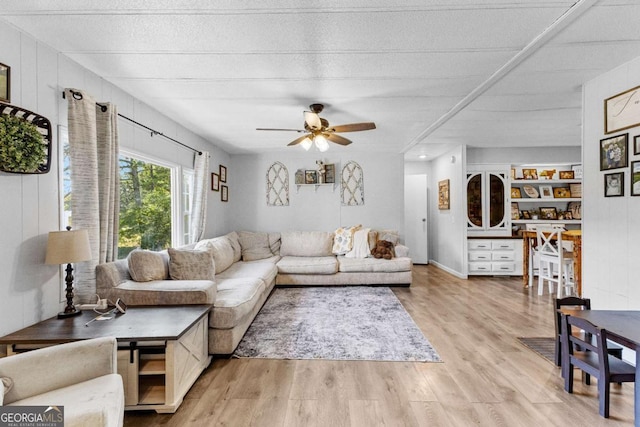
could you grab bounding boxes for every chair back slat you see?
[536,227,562,257]
[565,315,607,361]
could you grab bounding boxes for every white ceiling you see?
[1,0,639,160]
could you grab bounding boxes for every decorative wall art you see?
[0,103,52,174]
[266,161,289,206]
[540,207,558,220]
[294,169,305,184]
[539,185,553,199]
[340,161,364,206]
[305,170,318,184]
[553,187,571,198]
[604,85,640,134]
[635,135,640,155]
[511,187,522,198]
[522,168,538,180]
[631,161,640,196]
[604,172,624,197]
[600,134,628,170]
[438,179,450,210]
[211,172,220,191]
[511,202,520,220]
[324,163,336,183]
[558,171,574,179]
[0,63,9,103]
[221,185,229,202]
[219,164,227,182]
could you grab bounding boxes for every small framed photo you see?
[540,207,558,220]
[631,161,640,196]
[604,172,624,197]
[219,165,227,182]
[605,85,640,134]
[211,172,220,191]
[553,187,571,198]
[510,187,522,198]
[521,210,531,219]
[221,184,229,202]
[438,179,450,210]
[600,134,628,170]
[571,164,583,179]
[522,168,538,180]
[295,169,305,184]
[305,170,318,184]
[558,171,574,180]
[539,184,554,199]
[634,135,640,155]
[511,202,520,220]
[0,63,9,103]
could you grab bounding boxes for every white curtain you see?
[66,88,120,302]
[189,152,210,243]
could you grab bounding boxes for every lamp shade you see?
[45,229,92,265]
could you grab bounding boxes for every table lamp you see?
[45,226,92,318]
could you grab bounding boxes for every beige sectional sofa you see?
[96,229,411,355]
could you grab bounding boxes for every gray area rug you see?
[517,337,555,363]
[234,286,441,362]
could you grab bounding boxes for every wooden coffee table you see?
[0,305,212,413]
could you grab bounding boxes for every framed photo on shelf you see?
[604,172,624,197]
[438,179,450,210]
[211,172,220,191]
[631,161,640,196]
[571,164,583,179]
[635,135,640,155]
[558,171,574,179]
[324,164,335,183]
[305,170,318,184]
[521,210,531,219]
[219,165,227,182]
[522,168,538,180]
[540,207,558,220]
[221,185,229,202]
[553,187,571,198]
[600,134,628,170]
[0,63,9,103]
[511,202,520,220]
[295,169,305,184]
[510,187,522,198]
[539,184,554,199]
[605,85,640,134]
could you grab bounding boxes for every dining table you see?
[522,229,582,296]
[562,309,640,426]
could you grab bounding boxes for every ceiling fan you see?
[256,103,376,152]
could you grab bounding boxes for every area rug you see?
[517,337,555,363]
[233,286,441,362]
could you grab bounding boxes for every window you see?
[60,135,193,260]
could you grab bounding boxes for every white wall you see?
[427,145,466,276]
[468,146,580,165]
[0,21,227,336]
[582,56,640,309]
[229,151,405,236]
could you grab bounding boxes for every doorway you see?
[404,174,428,264]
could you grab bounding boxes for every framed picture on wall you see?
[631,161,640,196]
[634,135,640,155]
[604,172,624,197]
[0,63,9,103]
[219,165,227,182]
[211,172,220,191]
[221,185,229,202]
[605,85,640,134]
[600,134,628,170]
[438,179,450,210]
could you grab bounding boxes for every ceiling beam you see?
[401,0,599,154]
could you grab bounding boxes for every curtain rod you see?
[63,90,202,156]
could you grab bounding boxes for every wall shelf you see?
[295,183,336,193]
[513,219,582,225]
[512,198,581,203]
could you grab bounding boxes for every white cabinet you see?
[468,238,523,276]
[467,165,511,236]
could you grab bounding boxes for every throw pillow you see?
[225,231,242,262]
[194,236,235,273]
[1,377,13,405]
[168,248,215,281]
[332,225,361,255]
[238,231,273,261]
[128,249,169,282]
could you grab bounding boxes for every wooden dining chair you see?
[561,314,636,418]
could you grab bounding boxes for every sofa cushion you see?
[113,279,217,305]
[280,231,334,257]
[210,278,265,329]
[168,248,215,280]
[225,231,242,263]
[238,231,273,261]
[195,236,235,273]
[127,249,169,282]
[338,256,412,273]
[9,374,123,427]
[1,377,13,405]
[216,260,278,286]
[332,225,361,255]
[277,256,338,275]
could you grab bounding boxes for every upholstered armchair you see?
[0,337,124,427]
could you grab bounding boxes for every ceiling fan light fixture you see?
[314,134,329,152]
[300,136,313,151]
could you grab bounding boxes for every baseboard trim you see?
[428,260,467,279]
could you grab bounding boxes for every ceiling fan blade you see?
[287,134,312,146]
[326,133,352,146]
[328,122,376,133]
[256,128,305,132]
[304,111,322,131]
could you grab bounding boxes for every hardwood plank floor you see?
[124,265,635,426]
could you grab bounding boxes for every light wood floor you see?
[124,265,635,426]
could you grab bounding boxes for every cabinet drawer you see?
[492,252,515,261]
[469,252,492,261]
[468,240,491,250]
[491,241,515,250]
[468,262,492,273]
[492,262,516,273]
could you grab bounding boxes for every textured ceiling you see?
[1,1,639,160]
